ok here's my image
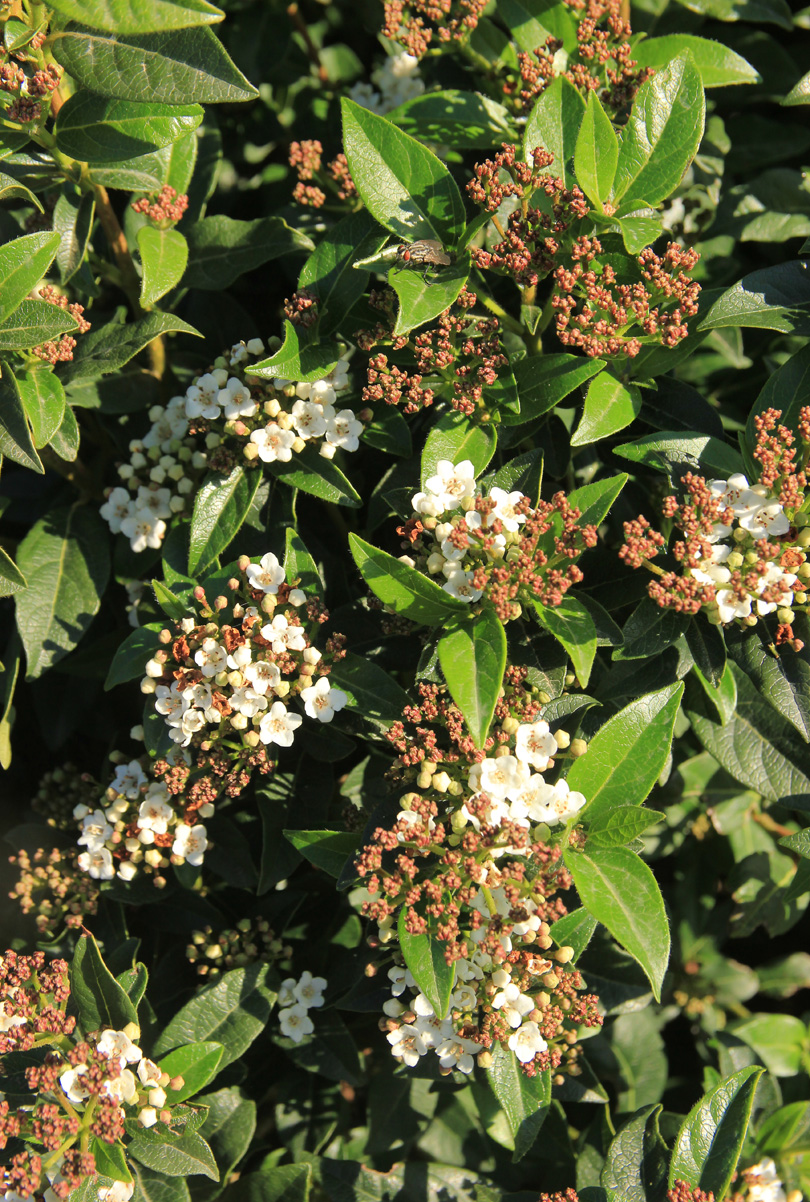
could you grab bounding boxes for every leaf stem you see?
[287,3,329,85]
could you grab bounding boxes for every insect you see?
[396,239,452,274]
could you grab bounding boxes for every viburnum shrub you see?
[2,0,810,1200]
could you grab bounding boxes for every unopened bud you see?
[554,946,575,964]
[569,738,587,758]
[554,729,570,749]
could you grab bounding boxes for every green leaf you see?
[506,353,605,426]
[329,650,410,726]
[564,845,670,1000]
[157,1041,224,1103]
[498,0,576,52]
[268,446,361,508]
[137,226,188,306]
[574,91,619,209]
[0,231,60,323]
[601,1105,668,1202]
[362,408,412,458]
[437,608,507,749]
[247,320,337,384]
[341,97,466,245]
[633,34,759,87]
[486,1043,552,1161]
[59,311,200,383]
[731,1014,807,1077]
[0,171,42,209]
[673,0,792,27]
[390,253,471,337]
[572,372,641,446]
[614,432,744,479]
[784,69,810,106]
[523,76,586,188]
[587,805,665,849]
[0,300,78,351]
[299,209,388,337]
[283,528,321,593]
[188,466,261,576]
[16,368,66,447]
[54,188,95,285]
[0,367,43,474]
[70,930,140,1034]
[686,663,810,805]
[349,533,467,627]
[128,1129,218,1182]
[533,596,598,687]
[568,474,629,529]
[614,209,664,254]
[617,598,690,661]
[152,578,192,621]
[549,908,598,961]
[16,505,110,678]
[0,546,27,598]
[51,25,257,104]
[48,0,224,34]
[153,965,277,1068]
[218,1163,311,1202]
[55,93,203,161]
[282,829,361,878]
[197,1088,256,1196]
[183,216,312,290]
[421,410,496,487]
[397,909,454,1019]
[386,90,516,149]
[613,53,705,209]
[668,1066,765,1196]
[727,625,810,742]
[49,403,80,462]
[568,683,684,820]
[699,261,810,335]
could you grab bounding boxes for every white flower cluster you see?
[142,553,347,753]
[743,1159,789,1202]
[348,50,425,115]
[74,752,206,882]
[101,341,362,553]
[277,971,327,1043]
[59,1026,175,1135]
[689,474,797,625]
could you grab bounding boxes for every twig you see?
[287,3,328,85]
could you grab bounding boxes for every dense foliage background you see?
[1,1,810,1201]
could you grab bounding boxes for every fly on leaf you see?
[396,239,452,273]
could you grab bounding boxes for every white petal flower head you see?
[442,570,483,603]
[246,553,285,594]
[261,613,307,654]
[250,423,296,463]
[96,1028,142,1065]
[386,1025,429,1067]
[154,683,188,724]
[111,760,147,800]
[219,377,257,420]
[475,755,531,802]
[279,1003,314,1044]
[120,509,166,553]
[435,1034,481,1074]
[277,978,298,1007]
[195,638,227,678]
[98,1183,135,1202]
[293,971,327,1009]
[709,473,754,512]
[413,1012,453,1048]
[258,701,302,747]
[492,983,535,1028]
[739,501,790,540]
[100,487,134,533]
[745,1159,786,1202]
[229,686,268,718]
[411,490,444,518]
[244,659,282,695]
[138,794,173,835]
[515,720,557,771]
[424,459,477,510]
[387,965,415,996]
[185,373,222,420]
[136,486,173,520]
[508,1020,548,1064]
[60,1064,91,1104]
[546,779,587,824]
[325,409,363,452]
[301,677,348,723]
[172,822,208,867]
[715,587,753,625]
[488,487,527,532]
[79,809,114,851]
[78,847,116,880]
[450,983,478,1010]
[292,399,327,440]
[226,643,252,671]
[136,1057,162,1088]
[103,1067,138,1105]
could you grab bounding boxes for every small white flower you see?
[278,977,298,1007]
[230,686,268,718]
[435,1034,482,1074]
[279,1003,314,1043]
[515,721,557,771]
[260,613,307,654]
[508,1020,548,1064]
[120,509,166,553]
[293,971,327,1009]
[219,377,257,420]
[60,1064,91,1104]
[300,677,348,723]
[103,1067,138,1105]
[492,982,535,1029]
[79,809,114,851]
[172,822,208,866]
[387,1025,429,1066]
[740,501,790,540]
[244,659,282,694]
[138,793,173,835]
[135,485,173,521]
[258,701,302,748]
[226,643,252,671]
[424,459,477,511]
[77,847,115,880]
[246,553,285,594]
[185,373,222,420]
[195,638,227,678]
[715,588,753,625]
[111,760,147,800]
[292,399,327,440]
[487,487,527,532]
[137,1058,162,1087]
[100,487,134,533]
[251,423,296,463]
[154,683,188,725]
[325,408,363,452]
[98,1183,135,1202]
[96,1029,142,1065]
[469,756,531,802]
[388,966,415,996]
[442,569,483,603]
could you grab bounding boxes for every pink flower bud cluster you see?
[31,286,91,365]
[289,140,357,208]
[381,0,488,59]
[131,185,189,225]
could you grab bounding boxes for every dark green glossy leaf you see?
[138,226,188,306]
[390,252,470,337]
[506,354,606,426]
[0,300,78,351]
[48,0,224,33]
[59,311,201,383]
[188,466,261,576]
[397,908,454,1019]
[438,608,507,748]
[184,216,312,290]
[533,596,598,687]
[349,533,467,626]
[157,1042,224,1103]
[282,829,361,877]
[70,930,139,1034]
[633,34,759,86]
[669,1066,765,1196]
[572,372,641,446]
[574,91,618,209]
[0,231,60,324]
[54,188,95,284]
[153,965,277,1068]
[421,410,496,488]
[55,93,203,161]
[487,1043,552,1161]
[523,76,586,188]
[16,368,66,447]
